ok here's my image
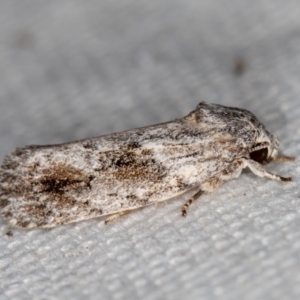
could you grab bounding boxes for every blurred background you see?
[1,1,300,300]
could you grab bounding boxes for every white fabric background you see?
[0,1,300,299]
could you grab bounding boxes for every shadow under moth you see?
[0,102,294,228]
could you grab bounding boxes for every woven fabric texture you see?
[0,1,300,300]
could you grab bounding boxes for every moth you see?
[0,102,294,228]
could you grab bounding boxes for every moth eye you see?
[250,147,268,164]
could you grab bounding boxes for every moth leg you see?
[104,210,133,224]
[245,159,292,182]
[181,189,204,217]
[274,156,295,163]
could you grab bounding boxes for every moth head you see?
[250,131,279,165]
[189,102,280,165]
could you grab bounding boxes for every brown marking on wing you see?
[115,150,166,182]
[97,149,166,182]
[39,163,88,193]
[1,158,100,227]
[33,163,94,207]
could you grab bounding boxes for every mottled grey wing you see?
[0,117,253,228]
